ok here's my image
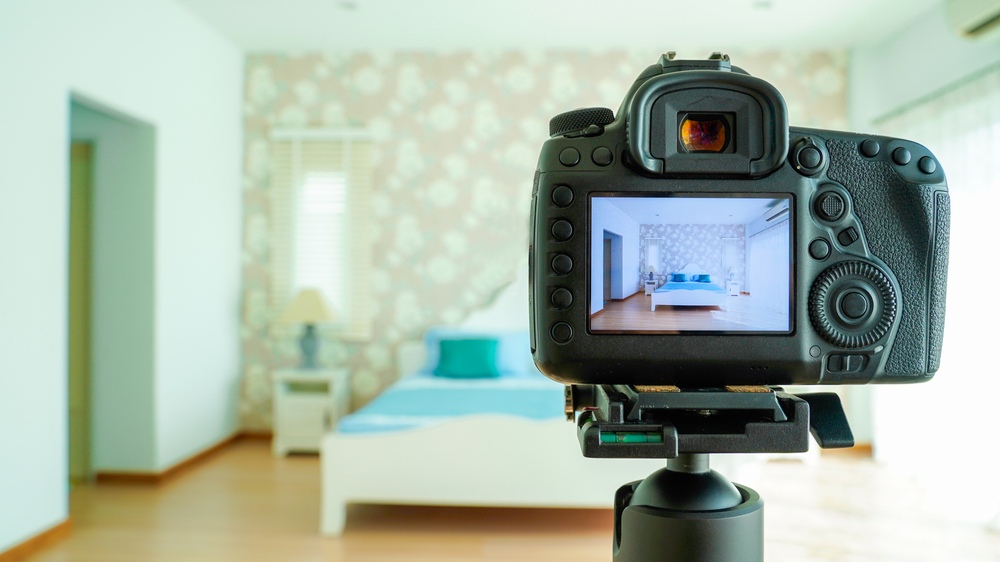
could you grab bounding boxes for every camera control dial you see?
[549,107,614,138]
[809,261,897,349]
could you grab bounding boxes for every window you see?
[270,131,374,341]
[645,238,661,276]
[872,66,1000,522]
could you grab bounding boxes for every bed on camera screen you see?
[590,194,793,333]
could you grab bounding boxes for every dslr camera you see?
[529,52,950,388]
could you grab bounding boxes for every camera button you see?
[559,148,581,167]
[840,291,870,320]
[799,147,822,169]
[551,288,573,310]
[816,192,845,221]
[918,156,937,174]
[551,254,574,275]
[551,220,574,241]
[828,354,865,373]
[837,227,859,247]
[550,322,574,344]
[551,185,574,207]
[860,139,880,158]
[892,147,911,166]
[592,147,613,166]
[809,239,831,260]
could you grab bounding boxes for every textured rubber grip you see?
[549,107,614,137]
[826,139,948,377]
[927,192,950,373]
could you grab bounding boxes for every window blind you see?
[270,131,374,341]
[645,238,661,274]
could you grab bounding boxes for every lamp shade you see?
[279,288,336,325]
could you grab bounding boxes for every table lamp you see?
[279,288,335,369]
[647,265,655,281]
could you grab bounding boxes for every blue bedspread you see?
[336,373,565,434]
[655,281,726,294]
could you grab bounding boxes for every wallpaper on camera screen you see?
[589,195,792,333]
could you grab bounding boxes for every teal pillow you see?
[696,274,711,283]
[434,339,501,378]
[670,273,687,282]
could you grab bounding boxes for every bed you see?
[320,268,666,536]
[650,263,728,311]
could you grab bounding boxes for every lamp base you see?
[300,324,318,369]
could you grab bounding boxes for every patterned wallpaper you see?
[640,224,746,289]
[239,50,847,429]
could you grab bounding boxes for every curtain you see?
[746,218,789,314]
[873,65,1000,525]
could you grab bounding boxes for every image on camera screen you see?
[590,195,792,334]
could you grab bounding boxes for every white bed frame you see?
[650,263,728,311]
[321,416,664,535]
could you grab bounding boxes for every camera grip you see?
[826,139,949,378]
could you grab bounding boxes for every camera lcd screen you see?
[590,195,792,334]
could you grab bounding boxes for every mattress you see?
[336,372,565,434]
[654,281,727,294]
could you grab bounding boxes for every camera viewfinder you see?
[679,114,731,153]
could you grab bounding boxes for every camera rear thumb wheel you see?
[809,261,897,348]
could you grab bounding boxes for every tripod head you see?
[565,385,854,562]
[566,384,854,457]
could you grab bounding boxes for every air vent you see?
[947,0,1000,41]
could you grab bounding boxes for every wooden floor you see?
[24,440,1000,562]
[592,292,789,332]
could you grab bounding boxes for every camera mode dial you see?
[809,261,897,349]
[549,107,615,138]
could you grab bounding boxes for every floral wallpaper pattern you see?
[640,224,745,289]
[239,50,847,429]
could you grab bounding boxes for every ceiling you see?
[176,0,943,52]
[604,196,785,225]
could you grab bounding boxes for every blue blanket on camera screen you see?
[654,281,727,293]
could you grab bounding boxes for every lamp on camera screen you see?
[679,114,729,152]
[590,195,792,334]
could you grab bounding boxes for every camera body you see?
[529,53,950,387]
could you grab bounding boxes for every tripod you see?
[566,385,854,562]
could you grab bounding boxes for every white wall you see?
[850,3,1000,131]
[70,102,158,471]
[0,0,242,551]
[590,199,640,315]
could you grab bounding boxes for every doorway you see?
[603,230,624,301]
[603,238,611,303]
[69,96,157,483]
[69,142,93,483]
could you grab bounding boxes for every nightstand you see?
[272,368,349,456]
[727,281,741,296]
[645,280,658,295]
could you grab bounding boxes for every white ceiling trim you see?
[176,0,943,52]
